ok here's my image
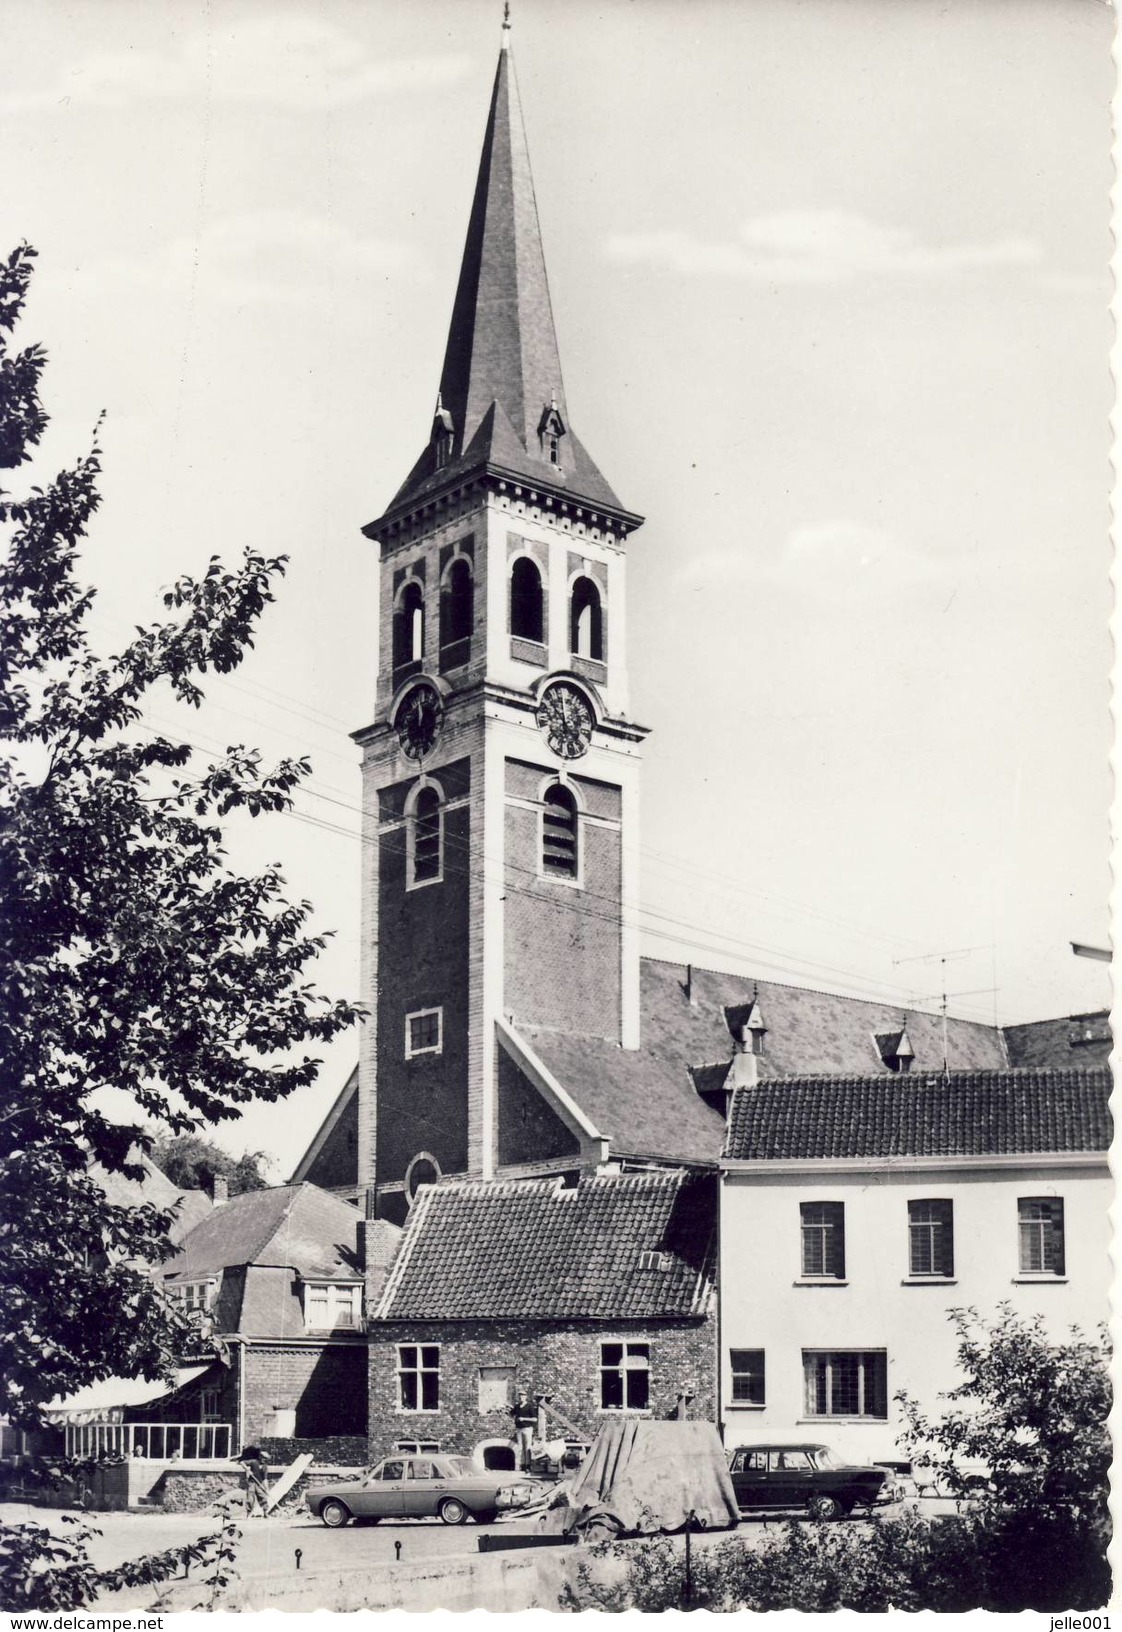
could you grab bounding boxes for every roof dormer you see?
[538,397,566,468]
[875,1021,915,1074]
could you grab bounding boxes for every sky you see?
[1,0,1113,1180]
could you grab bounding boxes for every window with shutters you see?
[541,783,579,880]
[908,1199,954,1278]
[408,785,443,887]
[398,1345,440,1412]
[800,1201,846,1280]
[802,1351,887,1419]
[1018,1197,1065,1276]
[729,1349,765,1407]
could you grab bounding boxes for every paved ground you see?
[2,1493,954,1595]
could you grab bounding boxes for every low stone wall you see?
[155,1468,244,1512]
[258,1435,368,1466]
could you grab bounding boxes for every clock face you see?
[395,683,443,760]
[536,681,593,760]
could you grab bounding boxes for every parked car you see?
[727,1442,896,1519]
[305,1454,546,1527]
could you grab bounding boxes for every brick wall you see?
[502,764,622,1041]
[368,1317,715,1458]
[242,1344,367,1443]
[375,761,472,1188]
[496,1043,581,1166]
[258,1434,368,1465]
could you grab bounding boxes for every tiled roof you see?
[722,1068,1113,1161]
[521,958,1013,1165]
[164,1183,365,1282]
[92,1153,212,1246]
[376,1170,716,1322]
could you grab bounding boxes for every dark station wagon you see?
[728,1443,893,1519]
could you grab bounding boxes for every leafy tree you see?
[898,1304,1111,1609]
[0,242,360,1431]
[150,1133,269,1195]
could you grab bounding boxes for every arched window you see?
[394,580,425,672]
[410,785,442,886]
[510,557,544,643]
[542,783,578,879]
[569,576,603,661]
[439,557,473,655]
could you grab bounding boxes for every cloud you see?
[43,209,420,309]
[1,16,471,112]
[605,210,1042,284]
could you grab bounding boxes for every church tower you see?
[355,20,646,1218]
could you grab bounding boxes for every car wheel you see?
[319,1498,352,1528]
[806,1494,843,1521]
[438,1497,468,1526]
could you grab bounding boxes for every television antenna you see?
[891,946,995,1071]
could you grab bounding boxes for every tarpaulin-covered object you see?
[546,1419,739,1538]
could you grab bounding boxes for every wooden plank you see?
[265,1452,314,1512]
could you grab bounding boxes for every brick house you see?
[161,1182,399,1456]
[719,1066,1112,1466]
[367,1169,716,1463]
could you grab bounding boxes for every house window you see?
[409,786,442,886]
[478,1366,516,1413]
[908,1199,954,1277]
[398,1344,440,1411]
[569,576,603,661]
[510,557,544,643]
[395,1439,440,1454]
[548,434,560,465]
[405,1007,442,1058]
[393,580,426,671]
[439,557,473,652]
[303,1283,362,1331]
[1018,1198,1065,1275]
[169,1279,215,1312]
[730,1349,765,1407]
[803,1351,887,1419]
[800,1202,846,1279]
[600,1341,650,1411]
[542,783,578,878]
[199,1388,222,1421]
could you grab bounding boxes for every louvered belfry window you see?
[542,783,578,878]
[412,786,442,883]
[908,1199,954,1277]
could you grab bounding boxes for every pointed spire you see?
[368,29,636,532]
[438,40,567,462]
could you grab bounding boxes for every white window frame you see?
[302,1281,362,1331]
[598,1340,651,1413]
[728,1348,766,1409]
[799,1201,846,1281]
[395,1439,440,1454]
[168,1278,216,1313]
[1017,1197,1066,1277]
[907,1198,955,1279]
[397,1344,441,1413]
[406,782,444,891]
[405,1006,443,1059]
[801,1350,888,1421]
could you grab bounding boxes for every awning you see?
[42,1365,213,1425]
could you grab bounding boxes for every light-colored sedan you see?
[306,1454,545,1528]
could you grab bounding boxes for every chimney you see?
[210,1174,229,1206]
[684,964,697,1007]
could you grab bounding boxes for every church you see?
[286,18,1109,1462]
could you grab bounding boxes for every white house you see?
[718,1067,1111,1467]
